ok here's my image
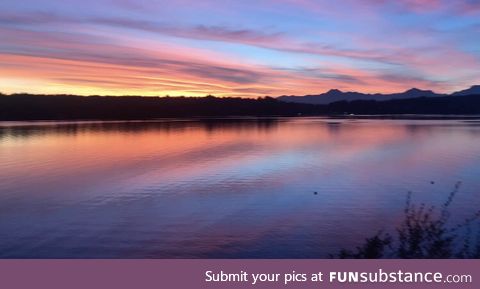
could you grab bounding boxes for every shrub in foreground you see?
[334,182,480,259]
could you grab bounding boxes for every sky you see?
[0,0,479,97]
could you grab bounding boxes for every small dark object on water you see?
[314,191,318,195]
[430,181,435,184]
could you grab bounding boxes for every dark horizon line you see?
[2,91,480,121]
[2,84,479,99]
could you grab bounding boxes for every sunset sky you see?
[1,0,479,97]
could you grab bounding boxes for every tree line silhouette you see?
[1,93,480,120]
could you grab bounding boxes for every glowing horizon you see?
[1,0,479,97]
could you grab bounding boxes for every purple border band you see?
[0,260,478,289]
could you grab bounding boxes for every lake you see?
[1,117,479,258]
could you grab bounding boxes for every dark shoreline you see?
[1,93,480,121]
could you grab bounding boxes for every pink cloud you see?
[1,3,479,97]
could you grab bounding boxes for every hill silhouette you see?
[277,87,444,104]
[277,86,480,104]
[452,85,480,96]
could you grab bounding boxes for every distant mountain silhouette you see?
[451,85,480,96]
[278,87,446,104]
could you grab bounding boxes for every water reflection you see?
[0,118,280,140]
[0,118,479,258]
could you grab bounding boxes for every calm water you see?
[1,118,479,258]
